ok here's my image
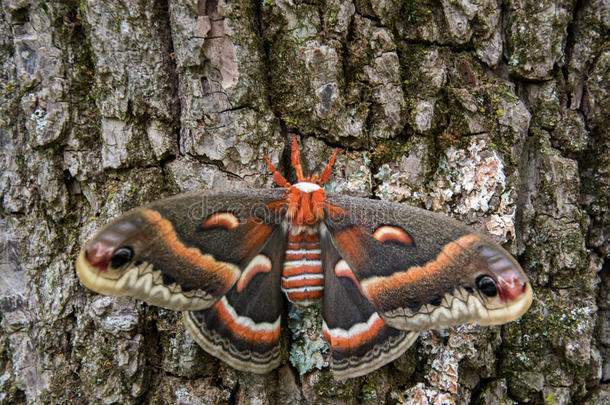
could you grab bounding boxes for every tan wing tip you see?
[478,282,533,326]
[76,249,126,296]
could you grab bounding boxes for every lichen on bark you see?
[0,0,608,403]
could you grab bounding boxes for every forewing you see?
[323,193,533,331]
[76,189,287,311]
[320,224,418,379]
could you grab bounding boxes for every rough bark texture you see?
[0,0,608,403]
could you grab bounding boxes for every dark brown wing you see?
[76,189,287,311]
[323,193,532,332]
[76,189,289,373]
[320,224,417,378]
[184,222,287,373]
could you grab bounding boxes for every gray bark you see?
[0,0,608,403]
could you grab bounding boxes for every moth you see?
[76,136,533,379]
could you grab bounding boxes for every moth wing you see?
[320,225,418,379]
[184,222,287,374]
[323,193,533,332]
[76,189,287,311]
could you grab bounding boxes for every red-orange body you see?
[264,136,338,305]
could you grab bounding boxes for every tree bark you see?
[0,0,607,403]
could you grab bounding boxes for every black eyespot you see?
[429,295,443,306]
[476,275,498,297]
[110,247,134,268]
[162,273,176,285]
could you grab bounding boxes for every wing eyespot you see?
[372,225,414,247]
[476,275,498,297]
[110,247,134,268]
[201,212,240,230]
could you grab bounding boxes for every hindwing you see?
[320,225,418,378]
[184,223,287,373]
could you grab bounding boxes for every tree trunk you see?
[0,0,607,403]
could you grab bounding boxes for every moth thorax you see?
[290,225,319,235]
[293,182,322,193]
[281,227,323,306]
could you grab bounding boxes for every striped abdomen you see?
[281,227,323,305]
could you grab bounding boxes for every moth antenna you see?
[291,134,305,182]
[264,156,290,187]
[319,148,338,184]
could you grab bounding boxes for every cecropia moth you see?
[76,136,532,378]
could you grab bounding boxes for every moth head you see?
[264,135,339,226]
[264,134,338,188]
[462,242,532,326]
[76,214,146,296]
